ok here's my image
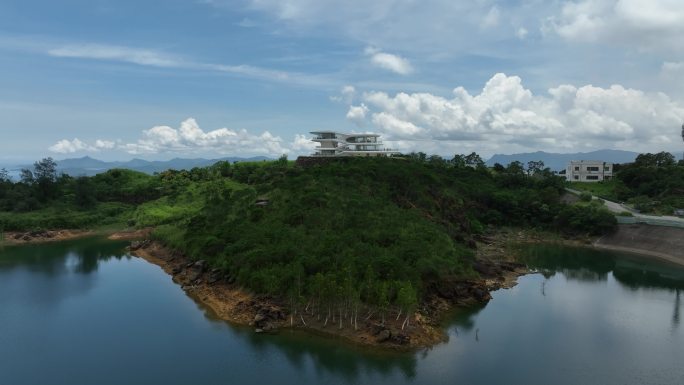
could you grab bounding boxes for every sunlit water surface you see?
[1,239,682,385]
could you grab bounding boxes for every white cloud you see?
[481,6,500,29]
[365,47,413,75]
[237,0,535,55]
[48,138,115,153]
[48,119,318,157]
[346,104,369,126]
[94,140,116,150]
[291,134,317,152]
[546,0,684,52]
[516,27,529,40]
[44,42,333,87]
[361,73,684,154]
[330,85,356,103]
[662,61,684,82]
[118,118,290,156]
[49,138,91,153]
[48,44,183,67]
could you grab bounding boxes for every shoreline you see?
[131,239,529,350]
[1,227,153,246]
[593,243,684,267]
[6,225,683,348]
[1,229,95,245]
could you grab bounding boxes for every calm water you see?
[1,239,683,385]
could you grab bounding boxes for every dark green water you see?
[1,239,683,385]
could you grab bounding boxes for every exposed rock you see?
[130,239,151,251]
[193,260,207,272]
[472,288,491,302]
[255,328,264,333]
[254,313,267,324]
[376,329,391,343]
[187,270,202,282]
[370,323,386,336]
[392,333,410,345]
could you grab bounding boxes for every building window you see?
[574,175,579,180]
[604,166,610,171]
[586,175,599,180]
[586,166,599,172]
[574,166,579,171]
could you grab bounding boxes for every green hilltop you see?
[0,154,625,318]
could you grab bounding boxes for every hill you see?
[486,149,640,171]
[0,156,618,347]
[2,155,271,178]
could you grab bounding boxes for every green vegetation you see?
[569,179,624,202]
[0,154,617,319]
[570,152,684,214]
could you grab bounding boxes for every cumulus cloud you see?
[361,73,684,154]
[330,85,356,103]
[346,104,369,126]
[49,138,115,153]
[365,47,414,75]
[545,0,684,51]
[117,118,291,156]
[291,134,317,152]
[48,119,318,157]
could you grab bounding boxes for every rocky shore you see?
[1,229,94,245]
[129,235,530,350]
[1,227,154,246]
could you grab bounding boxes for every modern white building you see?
[566,160,613,182]
[310,131,400,157]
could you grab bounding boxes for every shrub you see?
[579,192,592,202]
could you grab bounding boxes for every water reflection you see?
[191,291,418,381]
[0,237,130,307]
[674,289,681,330]
[0,236,130,274]
[3,239,684,385]
[518,244,684,290]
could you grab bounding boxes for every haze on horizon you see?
[1,0,684,162]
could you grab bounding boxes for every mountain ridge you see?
[3,155,272,178]
[486,149,642,171]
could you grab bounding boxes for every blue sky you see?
[1,0,683,163]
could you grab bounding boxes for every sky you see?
[1,0,684,163]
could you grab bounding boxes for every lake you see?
[1,238,682,385]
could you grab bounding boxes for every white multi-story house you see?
[310,131,399,157]
[566,160,613,182]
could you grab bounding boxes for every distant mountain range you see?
[485,149,642,171]
[3,156,271,179]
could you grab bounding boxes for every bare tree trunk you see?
[300,315,307,326]
[396,308,402,321]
